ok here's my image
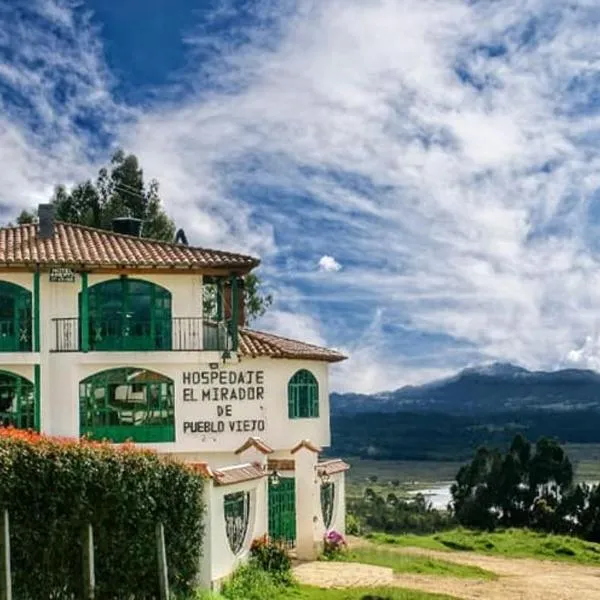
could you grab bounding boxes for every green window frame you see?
[0,282,32,352]
[224,491,251,555]
[0,371,35,429]
[79,367,175,443]
[288,369,319,419]
[84,278,172,351]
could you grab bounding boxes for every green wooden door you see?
[268,477,296,547]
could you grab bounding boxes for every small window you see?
[224,491,251,555]
[288,369,319,419]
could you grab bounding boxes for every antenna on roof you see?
[174,229,188,245]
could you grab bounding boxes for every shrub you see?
[249,535,292,584]
[220,564,282,600]
[346,512,362,536]
[323,530,347,559]
[0,427,205,599]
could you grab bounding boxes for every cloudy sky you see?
[2,0,600,393]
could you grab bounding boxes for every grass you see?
[334,547,495,580]
[278,585,459,599]
[367,528,600,565]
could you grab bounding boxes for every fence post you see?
[82,524,95,599]
[156,522,169,600]
[0,509,12,600]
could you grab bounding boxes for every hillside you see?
[331,363,600,416]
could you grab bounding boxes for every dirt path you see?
[293,542,600,600]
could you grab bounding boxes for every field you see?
[366,528,600,565]
[336,546,496,579]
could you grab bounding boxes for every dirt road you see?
[293,544,600,600]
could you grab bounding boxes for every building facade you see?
[0,208,348,587]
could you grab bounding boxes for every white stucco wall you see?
[200,476,268,588]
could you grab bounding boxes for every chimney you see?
[112,217,143,237]
[38,204,55,239]
[224,278,246,328]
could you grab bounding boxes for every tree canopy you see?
[18,150,175,241]
[17,149,272,322]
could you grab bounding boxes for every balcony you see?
[52,317,232,352]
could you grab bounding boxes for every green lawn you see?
[367,528,600,565]
[277,585,458,599]
[334,547,494,580]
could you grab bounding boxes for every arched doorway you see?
[0,371,34,429]
[79,367,174,443]
[84,278,172,351]
[0,282,32,352]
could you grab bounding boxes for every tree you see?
[16,150,272,320]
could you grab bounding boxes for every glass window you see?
[79,368,174,443]
[0,282,32,352]
[288,369,319,419]
[0,371,34,429]
[85,278,172,351]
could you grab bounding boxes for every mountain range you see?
[331,363,600,416]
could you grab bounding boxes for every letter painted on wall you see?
[180,367,267,441]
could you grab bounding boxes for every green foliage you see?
[0,428,205,599]
[220,564,285,600]
[336,546,495,580]
[249,535,293,585]
[451,434,580,534]
[272,586,458,599]
[346,512,363,536]
[17,149,175,242]
[368,528,600,565]
[202,273,272,324]
[348,489,455,535]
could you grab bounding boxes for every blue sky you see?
[3,0,600,393]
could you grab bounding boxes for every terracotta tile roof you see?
[212,462,265,486]
[316,459,350,477]
[291,439,322,454]
[234,436,274,455]
[0,222,259,271]
[239,329,346,363]
[187,462,213,478]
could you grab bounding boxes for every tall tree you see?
[17,150,272,321]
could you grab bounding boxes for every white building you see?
[0,206,348,587]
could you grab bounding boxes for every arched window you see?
[0,371,34,429]
[0,282,32,352]
[79,368,174,443]
[288,369,319,419]
[85,279,172,351]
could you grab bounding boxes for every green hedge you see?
[0,428,205,599]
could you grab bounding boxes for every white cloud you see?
[7,1,600,392]
[318,255,342,273]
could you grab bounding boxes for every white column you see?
[293,444,319,561]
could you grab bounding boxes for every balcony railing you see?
[52,317,232,352]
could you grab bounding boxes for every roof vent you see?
[38,203,55,239]
[112,217,143,237]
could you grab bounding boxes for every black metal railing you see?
[52,317,232,352]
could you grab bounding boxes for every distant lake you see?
[408,484,453,510]
[410,480,600,511]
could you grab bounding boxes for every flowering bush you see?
[323,530,347,558]
[249,535,292,584]
[0,426,205,599]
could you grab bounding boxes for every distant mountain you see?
[331,362,600,416]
